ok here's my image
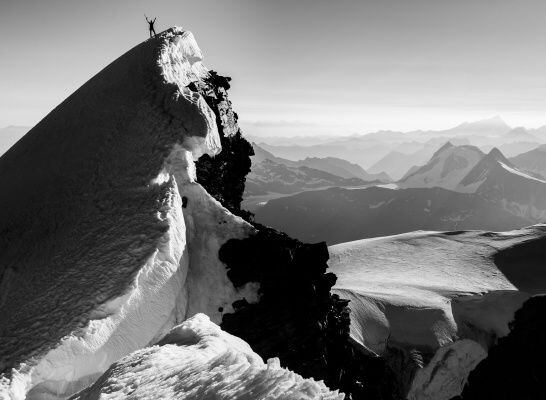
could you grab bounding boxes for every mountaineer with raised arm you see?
[145,16,157,38]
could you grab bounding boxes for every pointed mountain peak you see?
[471,115,510,128]
[448,116,511,137]
[485,147,510,164]
[490,115,506,123]
[431,141,454,158]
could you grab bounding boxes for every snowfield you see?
[70,314,344,400]
[0,29,262,399]
[329,225,546,400]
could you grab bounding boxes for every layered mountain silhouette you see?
[244,143,387,196]
[457,148,546,219]
[510,144,546,179]
[255,186,532,244]
[399,142,484,190]
[255,144,546,244]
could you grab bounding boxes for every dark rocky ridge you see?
[195,72,403,400]
[194,72,253,220]
[453,295,546,400]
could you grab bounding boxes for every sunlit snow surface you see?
[328,226,545,400]
[328,228,540,351]
[70,314,344,400]
[0,29,259,399]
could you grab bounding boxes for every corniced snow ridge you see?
[70,314,345,400]
[0,28,263,399]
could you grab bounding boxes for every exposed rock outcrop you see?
[194,75,403,399]
[454,295,546,400]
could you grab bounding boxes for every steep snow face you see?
[407,340,487,400]
[0,29,258,399]
[70,314,345,400]
[400,144,484,190]
[328,226,546,399]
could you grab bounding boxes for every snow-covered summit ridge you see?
[0,28,258,399]
[71,314,345,400]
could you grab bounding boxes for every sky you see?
[2,0,546,137]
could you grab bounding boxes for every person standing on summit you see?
[145,16,157,38]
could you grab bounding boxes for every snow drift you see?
[0,29,261,399]
[70,314,344,400]
[328,225,546,399]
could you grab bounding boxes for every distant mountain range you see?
[398,143,546,220]
[244,159,370,196]
[399,142,485,190]
[255,116,546,177]
[368,137,471,180]
[254,144,546,243]
[510,145,546,179]
[244,143,388,197]
[458,148,546,220]
[255,186,532,244]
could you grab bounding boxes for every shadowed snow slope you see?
[70,314,344,400]
[0,29,260,399]
[328,225,546,399]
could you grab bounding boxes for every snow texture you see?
[328,226,543,399]
[0,29,259,399]
[407,339,486,400]
[70,314,345,400]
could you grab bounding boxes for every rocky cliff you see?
[193,69,402,400]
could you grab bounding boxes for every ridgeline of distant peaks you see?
[254,142,546,244]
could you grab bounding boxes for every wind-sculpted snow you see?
[328,225,546,399]
[0,29,259,399]
[70,314,345,400]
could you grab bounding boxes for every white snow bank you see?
[0,29,258,399]
[159,28,221,158]
[70,314,345,400]
[328,226,545,399]
[407,339,486,400]
[2,146,257,400]
[328,228,540,352]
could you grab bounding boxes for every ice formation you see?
[328,225,545,399]
[70,314,344,400]
[0,29,260,399]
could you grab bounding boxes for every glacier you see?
[328,226,545,399]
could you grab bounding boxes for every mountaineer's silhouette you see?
[145,16,157,37]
